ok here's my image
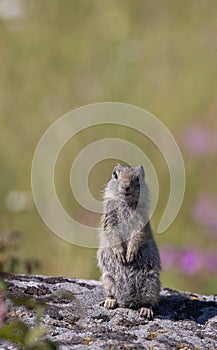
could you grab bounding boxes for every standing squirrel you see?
[97,163,161,320]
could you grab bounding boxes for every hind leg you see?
[100,272,118,309]
[138,271,160,320]
[139,306,154,320]
[100,296,117,309]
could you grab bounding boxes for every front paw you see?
[114,245,126,265]
[100,297,118,309]
[126,245,137,263]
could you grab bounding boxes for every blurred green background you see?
[0,0,217,294]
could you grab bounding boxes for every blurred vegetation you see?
[0,0,217,294]
[0,230,40,274]
[0,321,57,350]
[0,281,56,349]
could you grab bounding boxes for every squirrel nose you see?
[125,180,133,192]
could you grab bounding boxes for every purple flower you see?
[191,195,217,232]
[160,245,177,270]
[160,245,217,275]
[180,248,204,275]
[180,123,216,155]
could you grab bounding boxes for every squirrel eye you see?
[113,171,118,179]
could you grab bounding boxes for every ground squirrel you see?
[97,163,161,320]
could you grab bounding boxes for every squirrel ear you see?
[113,163,120,173]
[139,165,145,178]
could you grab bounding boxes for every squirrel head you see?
[104,163,147,203]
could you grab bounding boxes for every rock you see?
[1,274,217,349]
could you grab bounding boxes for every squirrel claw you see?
[118,253,127,265]
[126,252,133,263]
[126,248,136,264]
[114,248,126,265]
[139,307,154,320]
[101,297,118,309]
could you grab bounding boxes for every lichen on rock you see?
[1,274,217,350]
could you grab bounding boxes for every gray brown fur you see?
[97,164,161,319]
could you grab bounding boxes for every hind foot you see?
[139,306,154,320]
[100,296,118,309]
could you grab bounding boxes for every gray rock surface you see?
[1,274,217,349]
